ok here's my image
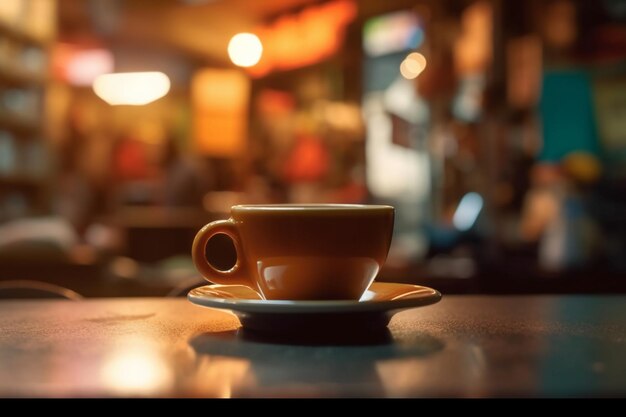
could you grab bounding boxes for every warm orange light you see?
[93,72,170,105]
[248,0,356,77]
[228,33,263,67]
[192,69,250,157]
[454,1,493,75]
[101,340,173,396]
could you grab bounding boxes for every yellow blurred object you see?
[561,152,602,184]
[192,69,250,157]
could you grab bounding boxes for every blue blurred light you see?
[453,192,483,231]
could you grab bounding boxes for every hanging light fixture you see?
[93,72,171,105]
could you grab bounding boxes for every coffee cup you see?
[192,204,394,300]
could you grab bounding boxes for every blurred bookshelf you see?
[0,0,55,221]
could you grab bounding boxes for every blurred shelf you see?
[0,5,54,223]
[0,174,45,188]
[0,65,46,87]
[0,20,48,47]
[0,113,40,136]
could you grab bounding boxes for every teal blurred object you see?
[539,70,600,161]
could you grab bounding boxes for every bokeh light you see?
[400,52,427,80]
[228,33,263,67]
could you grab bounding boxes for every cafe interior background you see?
[0,0,625,298]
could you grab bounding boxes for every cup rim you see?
[231,204,394,212]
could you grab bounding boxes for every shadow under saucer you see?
[190,327,444,355]
[236,311,392,340]
[238,323,393,346]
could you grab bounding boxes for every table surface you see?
[0,295,625,397]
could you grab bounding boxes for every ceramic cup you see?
[192,204,394,300]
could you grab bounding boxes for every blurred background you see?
[0,0,625,297]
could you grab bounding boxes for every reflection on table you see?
[0,296,624,397]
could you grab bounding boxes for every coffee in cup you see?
[192,204,394,300]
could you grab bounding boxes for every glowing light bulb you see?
[228,33,263,67]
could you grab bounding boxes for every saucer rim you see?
[188,282,442,314]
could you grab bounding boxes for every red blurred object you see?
[113,138,151,181]
[283,135,330,183]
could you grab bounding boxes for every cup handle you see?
[192,219,252,287]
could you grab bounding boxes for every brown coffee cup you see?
[192,204,394,300]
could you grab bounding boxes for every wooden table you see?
[0,296,625,397]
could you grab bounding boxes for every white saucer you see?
[188,282,442,333]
